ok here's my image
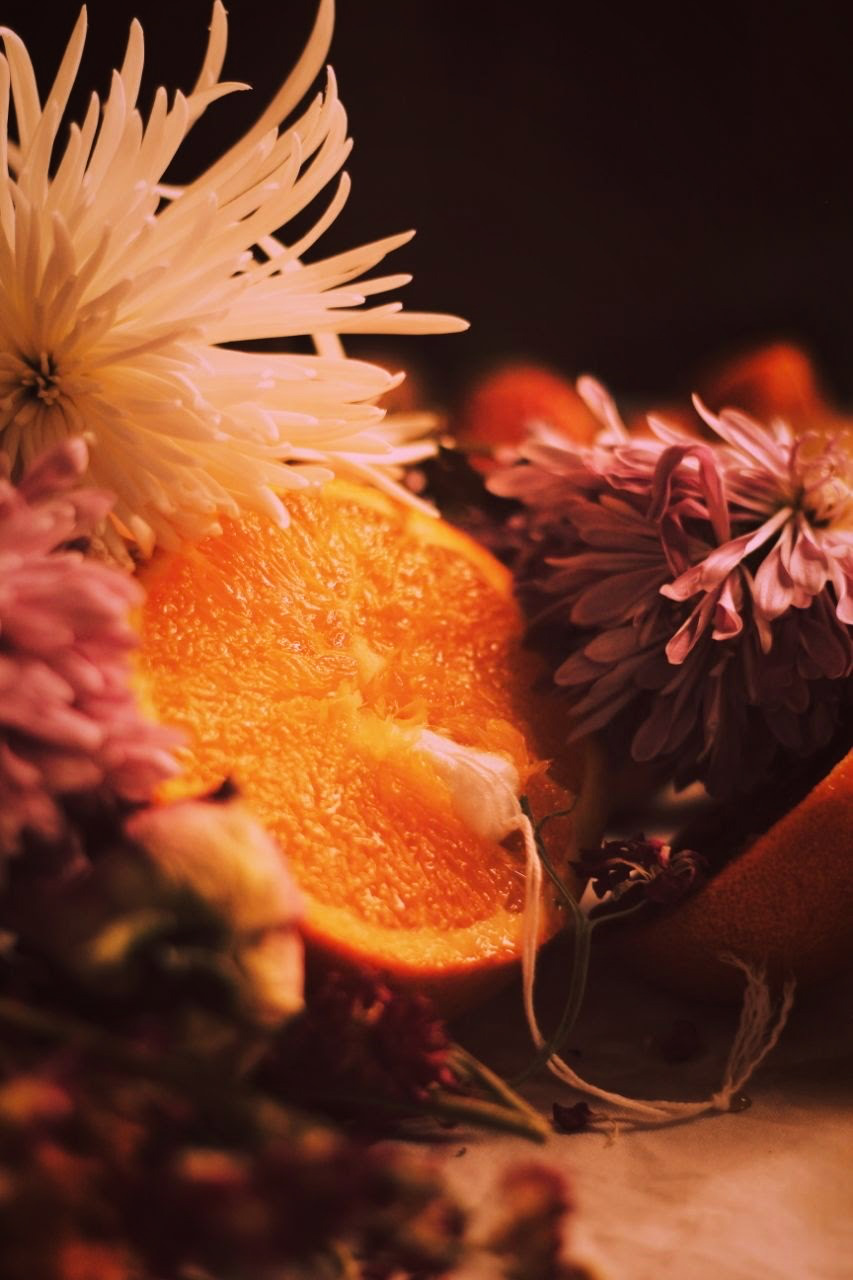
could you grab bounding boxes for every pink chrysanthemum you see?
[490,380,853,796]
[0,439,177,854]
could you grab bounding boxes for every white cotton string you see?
[411,729,796,1128]
[518,810,544,1043]
[709,955,797,1108]
[516,810,797,1126]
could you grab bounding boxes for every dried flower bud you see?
[576,834,707,908]
[126,798,303,935]
[552,1101,593,1134]
[126,797,305,1026]
[269,969,458,1107]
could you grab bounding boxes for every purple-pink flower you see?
[489,380,853,796]
[0,439,177,855]
[657,399,853,653]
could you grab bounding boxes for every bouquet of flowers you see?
[2,1,850,1275]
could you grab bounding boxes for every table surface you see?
[420,942,853,1280]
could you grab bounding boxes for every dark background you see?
[4,0,853,403]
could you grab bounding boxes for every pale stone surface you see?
[423,945,853,1279]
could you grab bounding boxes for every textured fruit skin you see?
[614,749,853,1001]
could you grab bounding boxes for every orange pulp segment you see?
[136,482,603,1000]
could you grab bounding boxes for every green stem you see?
[301,1088,548,1143]
[451,1045,549,1136]
[535,802,578,832]
[511,799,651,1087]
[590,897,649,929]
[426,1089,548,1141]
[508,799,590,1084]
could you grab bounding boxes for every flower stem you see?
[300,1087,548,1142]
[511,799,649,1087]
[426,1088,548,1141]
[451,1045,549,1136]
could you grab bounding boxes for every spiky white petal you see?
[0,1,466,556]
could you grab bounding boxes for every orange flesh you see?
[137,484,595,975]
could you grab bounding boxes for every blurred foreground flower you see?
[3,790,303,1031]
[127,795,304,1025]
[487,1164,596,1280]
[268,968,457,1107]
[0,1055,466,1280]
[0,1046,595,1280]
[0,0,466,558]
[0,439,176,857]
[491,381,853,795]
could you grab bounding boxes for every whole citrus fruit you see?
[136,482,605,1009]
[457,363,601,463]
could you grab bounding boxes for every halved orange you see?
[135,482,605,1009]
[614,745,853,1001]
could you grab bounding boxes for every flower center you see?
[20,352,62,406]
[792,432,853,529]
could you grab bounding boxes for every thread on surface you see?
[517,823,796,1126]
[709,955,796,1109]
[409,734,796,1128]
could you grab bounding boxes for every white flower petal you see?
[0,2,466,555]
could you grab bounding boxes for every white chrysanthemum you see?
[0,0,466,557]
